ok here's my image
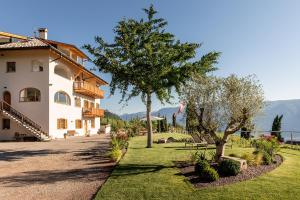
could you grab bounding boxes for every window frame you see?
[54,91,71,105]
[57,118,68,129]
[19,88,41,102]
[6,62,16,73]
[75,97,81,107]
[32,60,44,72]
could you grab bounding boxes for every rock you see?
[157,138,167,144]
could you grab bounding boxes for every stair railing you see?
[0,101,48,137]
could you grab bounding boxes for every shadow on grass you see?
[111,164,174,177]
[163,146,216,151]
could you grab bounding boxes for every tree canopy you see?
[84,5,220,147]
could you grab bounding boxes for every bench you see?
[221,156,247,171]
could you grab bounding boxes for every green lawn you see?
[95,133,300,200]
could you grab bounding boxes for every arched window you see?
[54,65,71,80]
[54,91,71,105]
[20,88,41,102]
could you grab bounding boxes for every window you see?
[75,97,81,107]
[75,120,82,129]
[91,119,95,128]
[90,102,95,108]
[83,100,89,108]
[20,88,41,102]
[57,118,67,129]
[2,119,10,129]
[6,62,16,73]
[54,91,71,105]
[32,60,44,72]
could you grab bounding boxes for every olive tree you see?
[182,75,264,161]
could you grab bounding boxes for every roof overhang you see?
[0,31,28,40]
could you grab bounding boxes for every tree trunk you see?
[146,93,153,148]
[215,141,226,162]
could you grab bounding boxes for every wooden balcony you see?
[82,107,104,118]
[73,81,104,99]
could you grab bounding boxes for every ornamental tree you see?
[182,75,264,161]
[84,5,220,147]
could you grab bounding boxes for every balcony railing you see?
[73,81,104,99]
[82,107,104,118]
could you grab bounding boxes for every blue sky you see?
[1,0,300,114]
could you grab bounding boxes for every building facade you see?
[0,29,106,141]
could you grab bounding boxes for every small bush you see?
[241,153,255,166]
[194,160,210,176]
[110,147,122,161]
[263,152,272,165]
[202,167,219,182]
[254,152,264,166]
[218,159,240,176]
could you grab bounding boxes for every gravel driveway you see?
[0,134,114,200]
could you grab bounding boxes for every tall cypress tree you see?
[271,115,284,142]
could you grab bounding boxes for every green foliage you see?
[262,151,272,165]
[194,159,210,176]
[271,115,284,142]
[127,118,145,137]
[110,147,122,161]
[218,159,240,176]
[84,4,220,147]
[253,137,280,159]
[241,153,255,165]
[202,167,219,182]
[229,135,252,148]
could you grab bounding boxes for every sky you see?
[1,0,300,114]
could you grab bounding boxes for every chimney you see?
[38,28,48,39]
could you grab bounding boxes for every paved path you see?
[0,134,114,200]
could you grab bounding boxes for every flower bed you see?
[176,154,283,188]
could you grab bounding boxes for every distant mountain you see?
[120,99,300,131]
[104,110,122,120]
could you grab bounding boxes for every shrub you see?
[194,160,210,176]
[263,152,272,165]
[253,137,280,158]
[110,147,122,161]
[202,167,219,182]
[254,152,264,166]
[241,153,255,166]
[218,159,240,176]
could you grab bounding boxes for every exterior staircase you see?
[0,100,50,141]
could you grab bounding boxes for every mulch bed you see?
[175,154,283,188]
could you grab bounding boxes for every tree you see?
[271,115,283,142]
[84,5,220,147]
[181,75,264,161]
[185,101,198,133]
[172,113,177,127]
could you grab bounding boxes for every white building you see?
[0,29,107,141]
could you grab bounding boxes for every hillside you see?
[120,99,300,131]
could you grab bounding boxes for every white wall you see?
[48,54,101,138]
[0,49,102,140]
[0,50,49,140]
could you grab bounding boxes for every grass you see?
[95,133,300,200]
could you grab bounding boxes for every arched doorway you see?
[3,91,11,110]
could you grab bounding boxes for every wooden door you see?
[3,91,11,110]
[84,120,88,136]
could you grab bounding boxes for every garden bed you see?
[176,154,283,188]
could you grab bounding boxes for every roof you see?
[0,38,48,49]
[40,39,88,59]
[0,31,28,40]
[0,37,108,85]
